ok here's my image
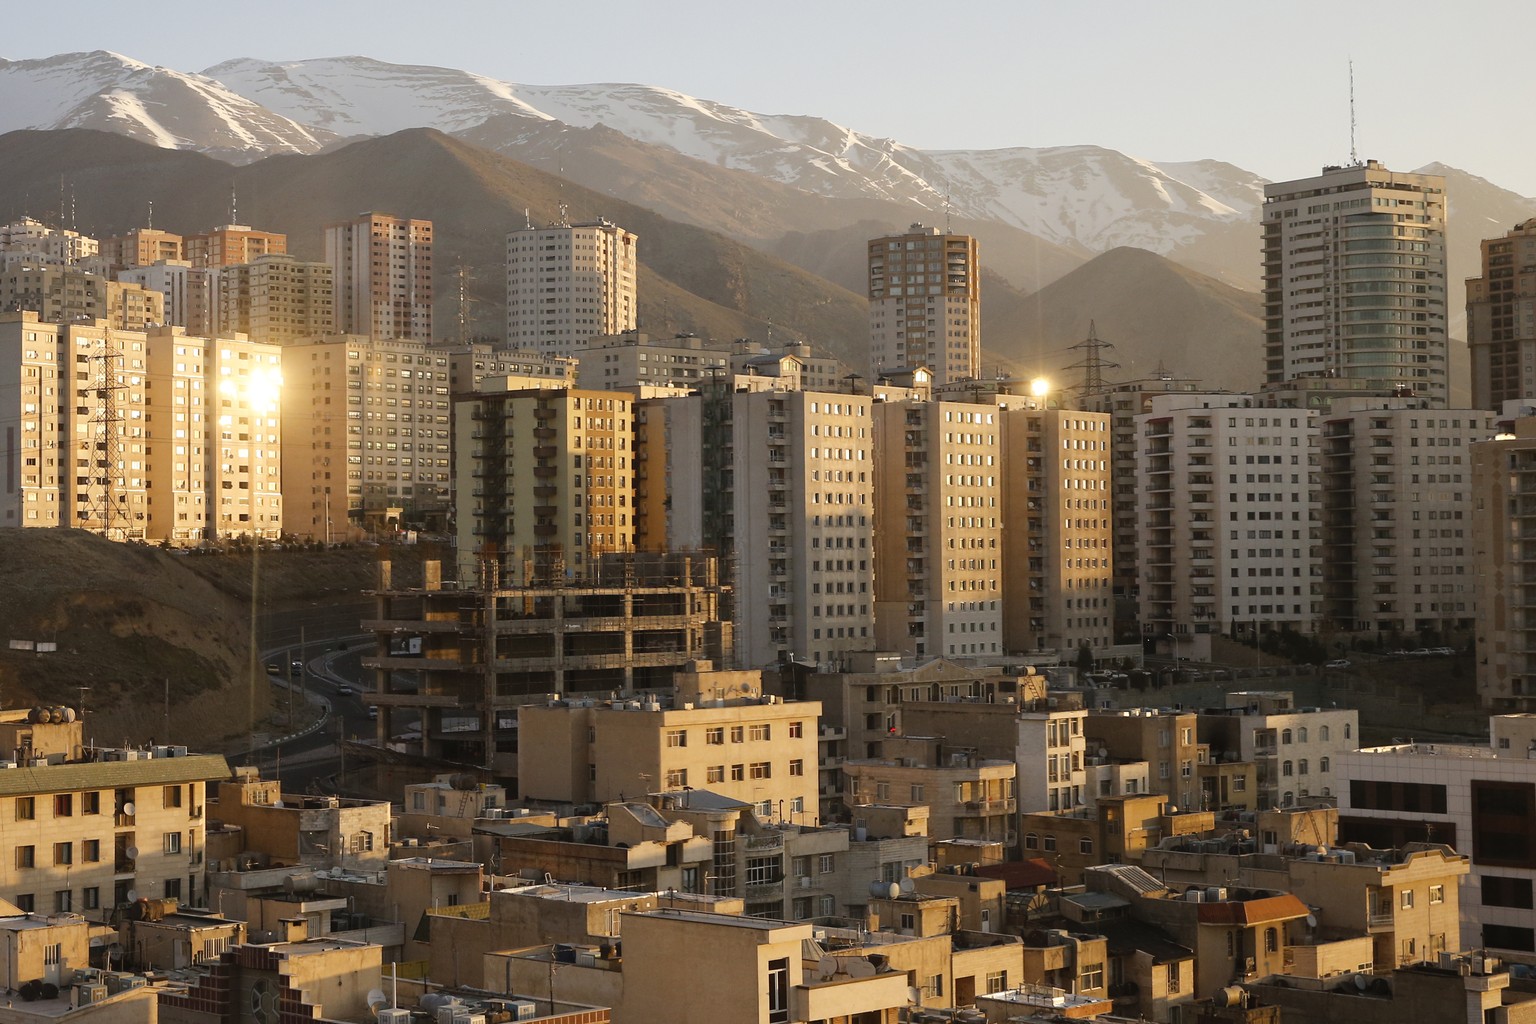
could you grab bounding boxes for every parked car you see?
[337,684,355,696]
[265,662,280,674]
[1324,659,1351,670]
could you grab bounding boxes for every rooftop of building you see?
[978,982,1112,1011]
[498,883,647,905]
[1349,741,1497,759]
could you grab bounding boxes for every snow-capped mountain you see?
[0,51,334,159]
[206,55,1260,259]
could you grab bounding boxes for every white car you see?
[1324,659,1351,670]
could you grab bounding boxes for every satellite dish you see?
[126,890,139,902]
[366,990,388,1012]
[1305,914,1318,929]
[126,847,140,860]
[818,957,837,981]
[908,986,922,1007]
[123,802,136,816]
[847,958,876,979]
[899,877,915,894]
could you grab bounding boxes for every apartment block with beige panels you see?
[0,313,281,542]
[324,212,432,342]
[0,709,229,916]
[506,219,637,357]
[868,223,979,388]
[517,668,820,822]
[280,333,452,539]
[184,224,286,269]
[1473,417,1536,711]
[213,254,334,348]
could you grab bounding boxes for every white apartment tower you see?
[1262,161,1448,404]
[868,224,979,388]
[1136,394,1320,638]
[323,212,433,342]
[506,219,637,356]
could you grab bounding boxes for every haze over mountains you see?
[2,49,1534,392]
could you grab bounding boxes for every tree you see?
[1076,643,1095,675]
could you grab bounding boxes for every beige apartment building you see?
[0,313,280,541]
[1263,161,1449,404]
[873,393,1004,659]
[184,224,286,269]
[280,333,451,539]
[213,254,334,347]
[868,223,979,387]
[518,676,820,822]
[1088,708,1203,813]
[0,709,229,915]
[842,736,1017,846]
[999,395,1114,655]
[0,266,163,329]
[456,386,633,578]
[100,227,183,269]
[573,330,731,391]
[443,341,577,394]
[324,212,432,342]
[1320,399,1489,634]
[1468,218,1536,410]
[506,219,637,356]
[1,217,100,263]
[1473,416,1536,710]
[117,260,212,335]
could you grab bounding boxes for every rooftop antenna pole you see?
[944,192,952,233]
[230,183,238,225]
[147,200,153,231]
[1349,59,1359,167]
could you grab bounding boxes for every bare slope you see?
[982,247,1263,391]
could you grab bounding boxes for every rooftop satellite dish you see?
[1305,914,1318,929]
[1354,974,1370,992]
[126,890,139,902]
[366,990,388,1012]
[899,877,915,894]
[908,986,922,1007]
[817,957,837,981]
[123,802,136,816]
[847,958,876,979]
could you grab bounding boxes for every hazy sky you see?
[7,0,1535,195]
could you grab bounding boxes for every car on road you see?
[290,659,304,676]
[265,662,280,674]
[367,707,378,720]
[1325,659,1351,670]
[337,684,355,696]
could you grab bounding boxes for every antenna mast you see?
[1349,59,1359,166]
[230,183,238,225]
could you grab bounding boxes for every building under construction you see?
[360,551,732,781]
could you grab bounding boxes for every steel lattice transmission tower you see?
[1064,320,1120,406]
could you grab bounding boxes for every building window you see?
[1044,835,1057,852]
[665,768,688,789]
[929,975,944,998]
[1024,832,1039,850]
[1320,726,1330,742]
[730,726,745,743]
[706,728,724,745]
[819,854,835,874]
[164,832,182,854]
[1401,889,1414,910]
[1079,837,1093,855]
[985,971,1007,993]
[911,784,924,802]
[53,891,71,913]
[14,894,33,912]
[83,840,100,863]
[666,729,687,748]
[15,846,34,869]
[1167,963,1181,994]
[43,943,59,966]
[750,762,771,780]
[789,721,804,738]
[1282,761,1293,777]
[15,797,34,821]
[82,887,99,910]
[1429,884,1444,905]
[163,785,183,808]
[749,725,771,742]
[731,764,745,781]
[1264,927,1278,952]
[1319,756,1330,773]
[164,878,181,899]
[745,857,779,886]
[1080,962,1104,990]
[789,759,804,777]
[1281,729,1292,744]
[1298,759,1309,775]
[707,765,725,783]
[53,843,71,866]
[82,792,100,815]
[53,794,72,817]
[767,957,789,1024]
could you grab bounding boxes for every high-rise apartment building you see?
[0,312,281,542]
[999,397,1114,655]
[1262,161,1448,404]
[117,260,212,334]
[1467,218,1536,409]
[455,386,634,578]
[1136,394,1320,638]
[184,224,286,269]
[280,334,451,540]
[0,217,99,263]
[867,224,979,387]
[873,390,1004,660]
[638,380,876,669]
[1319,398,1489,634]
[324,213,433,341]
[214,254,334,347]
[506,219,637,356]
[0,266,163,329]
[1472,414,1536,711]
